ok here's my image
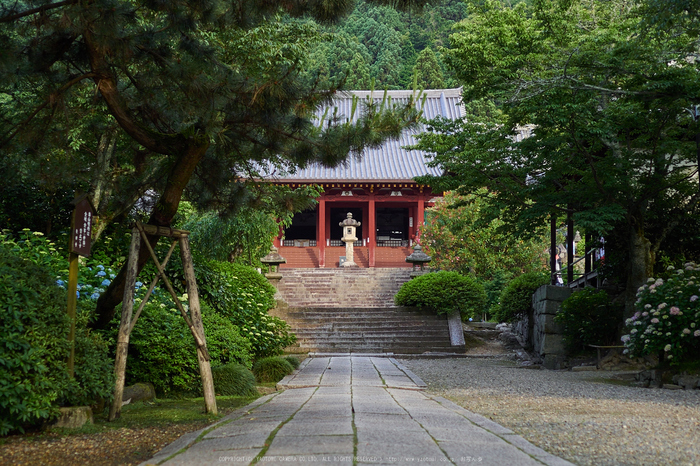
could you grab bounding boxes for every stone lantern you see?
[260,245,286,287]
[339,212,360,267]
[405,244,431,278]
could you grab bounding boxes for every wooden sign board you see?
[70,196,95,257]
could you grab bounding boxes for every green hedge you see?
[211,363,257,397]
[252,357,294,383]
[494,272,548,323]
[556,287,623,354]
[0,246,113,435]
[196,260,296,358]
[394,271,487,320]
[121,301,253,397]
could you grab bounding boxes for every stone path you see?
[142,357,572,466]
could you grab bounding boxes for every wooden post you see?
[585,232,592,277]
[66,252,79,377]
[567,209,574,284]
[180,236,217,415]
[109,227,140,421]
[550,214,557,285]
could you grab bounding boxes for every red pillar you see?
[368,193,376,267]
[417,191,425,244]
[318,195,326,268]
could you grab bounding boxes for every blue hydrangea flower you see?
[109,274,116,279]
[76,291,80,298]
[77,284,82,290]
[101,279,111,286]
[56,279,65,287]
[97,265,105,270]
[135,281,143,289]
[96,270,107,277]
[91,292,100,300]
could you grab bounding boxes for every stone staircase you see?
[271,268,464,354]
[275,268,412,308]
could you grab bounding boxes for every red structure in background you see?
[264,88,464,268]
[273,182,438,268]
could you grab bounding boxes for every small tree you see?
[394,271,487,320]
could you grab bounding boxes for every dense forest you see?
[304,0,468,90]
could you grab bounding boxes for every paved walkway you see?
[142,357,572,466]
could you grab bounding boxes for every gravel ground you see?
[401,357,700,466]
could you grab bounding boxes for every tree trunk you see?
[624,226,654,318]
[91,141,209,330]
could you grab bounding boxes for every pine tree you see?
[413,47,445,89]
[0,0,431,328]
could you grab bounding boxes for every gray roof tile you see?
[267,88,464,183]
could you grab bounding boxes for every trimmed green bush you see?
[196,260,297,358]
[494,272,549,323]
[284,356,301,369]
[252,357,294,383]
[556,287,623,354]
[0,243,113,435]
[211,363,258,397]
[394,271,487,320]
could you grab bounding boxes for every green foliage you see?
[252,357,294,384]
[196,260,297,358]
[306,0,466,90]
[211,364,258,397]
[0,239,113,435]
[494,272,548,323]
[421,191,548,318]
[183,185,321,267]
[394,271,487,320]
[413,47,445,89]
[556,288,623,354]
[284,356,302,369]
[120,300,252,397]
[416,0,700,311]
[622,263,700,364]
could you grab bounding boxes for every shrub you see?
[284,356,301,369]
[211,363,258,397]
[555,287,623,354]
[494,272,549,323]
[0,242,113,435]
[121,300,252,396]
[252,357,294,383]
[394,271,487,320]
[622,262,700,364]
[197,260,297,358]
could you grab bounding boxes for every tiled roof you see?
[267,88,464,183]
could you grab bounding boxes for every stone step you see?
[271,268,462,354]
[276,267,412,309]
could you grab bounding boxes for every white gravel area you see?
[401,357,700,466]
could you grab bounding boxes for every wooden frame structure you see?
[109,222,216,421]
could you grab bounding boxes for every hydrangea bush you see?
[622,262,700,364]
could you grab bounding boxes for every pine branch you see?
[0,0,77,23]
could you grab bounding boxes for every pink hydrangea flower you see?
[670,307,681,315]
[695,330,700,337]
[683,328,691,335]
[651,318,659,324]
[691,295,698,302]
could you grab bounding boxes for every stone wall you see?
[515,285,572,369]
